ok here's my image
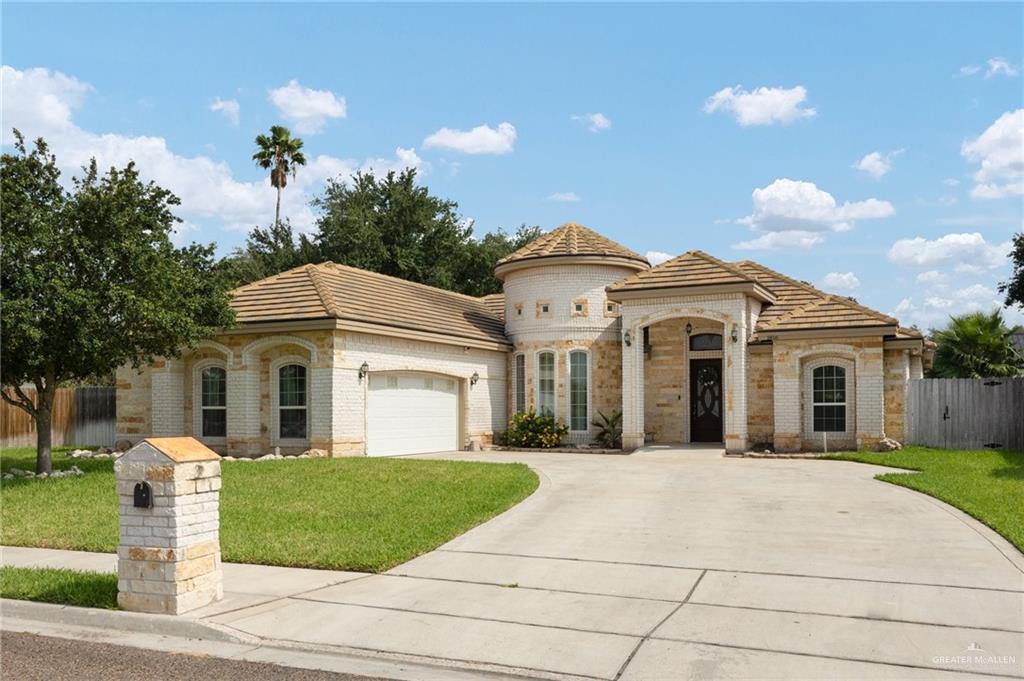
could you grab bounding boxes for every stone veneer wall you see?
[116,363,153,441]
[883,348,911,443]
[746,346,774,446]
[771,336,886,452]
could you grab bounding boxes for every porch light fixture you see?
[623,330,632,347]
[685,322,693,335]
[358,362,369,380]
[470,371,479,386]
[730,325,739,343]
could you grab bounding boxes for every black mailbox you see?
[133,481,152,509]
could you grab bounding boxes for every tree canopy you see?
[1,132,235,473]
[1000,232,1024,310]
[220,168,541,297]
[929,309,1024,378]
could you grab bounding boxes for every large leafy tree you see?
[217,220,320,287]
[1000,232,1024,310]
[929,310,1024,378]
[253,125,307,226]
[454,223,543,296]
[1,133,235,473]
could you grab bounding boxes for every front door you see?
[690,359,723,442]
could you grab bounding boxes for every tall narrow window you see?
[537,352,555,417]
[201,367,226,438]
[515,355,526,414]
[569,351,588,431]
[812,365,846,432]
[278,364,307,439]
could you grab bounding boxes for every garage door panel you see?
[367,373,459,456]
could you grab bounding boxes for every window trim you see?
[513,353,526,414]
[802,356,856,442]
[270,355,311,446]
[535,349,557,420]
[568,349,590,432]
[811,365,847,433]
[191,358,227,445]
[689,333,724,352]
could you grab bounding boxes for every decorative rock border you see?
[67,448,119,460]
[4,466,84,480]
[221,448,329,462]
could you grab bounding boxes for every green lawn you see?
[1,446,538,572]
[0,566,119,609]
[828,446,1024,553]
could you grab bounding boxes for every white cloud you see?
[958,65,982,77]
[546,192,580,202]
[732,230,824,251]
[423,122,517,155]
[942,178,960,187]
[986,57,1019,78]
[894,283,1016,329]
[887,232,1010,269]
[915,270,948,285]
[267,79,347,134]
[570,112,611,133]
[961,109,1024,199]
[209,97,239,126]
[820,272,860,291]
[0,65,420,238]
[645,250,674,266]
[703,85,816,126]
[735,178,893,247]
[853,148,904,179]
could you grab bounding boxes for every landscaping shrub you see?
[592,410,623,448]
[505,411,568,448]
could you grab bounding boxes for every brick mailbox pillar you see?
[115,437,223,614]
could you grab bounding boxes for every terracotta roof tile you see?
[496,223,648,269]
[607,250,755,293]
[230,264,508,345]
[479,293,505,320]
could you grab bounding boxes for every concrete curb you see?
[0,598,257,644]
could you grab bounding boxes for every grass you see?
[827,446,1024,553]
[1,446,539,572]
[0,566,119,609]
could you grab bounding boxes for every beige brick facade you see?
[746,346,774,446]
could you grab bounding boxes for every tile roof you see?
[479,293,505,320]
[230,263,508,346]
[496,223,648,270]
[607,250,757,293]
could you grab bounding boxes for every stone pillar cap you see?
[130,437,220,463]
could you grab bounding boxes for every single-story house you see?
[117,222,932,456]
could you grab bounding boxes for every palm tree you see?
[930,310,1024,378]
[253,126,307,226]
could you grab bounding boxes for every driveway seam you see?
[612,569,707,681]
[439,549,1024,594]
[644,635,1024,680]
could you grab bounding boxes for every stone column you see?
[771,342,801,452]
[723,317,749,454]
[621,325,646,450]
[855,345,886,448]
[115,437,222,615]
[150,358,184,436]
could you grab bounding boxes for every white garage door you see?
[367,373,459,456]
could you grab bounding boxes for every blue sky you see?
[3,2,1022,329]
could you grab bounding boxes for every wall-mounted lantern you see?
[685,322,693,335]
[730,325,739,343]
[358,362,369,380]
[623,330,632,347]
[470,371,479,386]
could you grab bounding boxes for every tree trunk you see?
[275,186,282,226]
[36,402,53,475]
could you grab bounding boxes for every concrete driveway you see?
[204,447,1024,680]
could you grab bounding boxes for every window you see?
[689,333,723,351]
[514,355,526,414]
[537,351,555,417]
[200,367,226,438]
[812,365,846,432]
[575,303,584,313]
[569,351,588,431]
[541,304,550,313]
[572,299,588,316]
[605,301,619,317]
[278,364,307,439]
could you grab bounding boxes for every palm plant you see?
[930,310,1024,378]
[592,410,623,448]
[253,126,307,226]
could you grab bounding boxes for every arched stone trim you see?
[630,306,732,334]
[192,357,227,445]
[241,335,318,367]
[534,348,559,421]
[801,355,856,449]
[191,339,234,365]
[269,355,311,447]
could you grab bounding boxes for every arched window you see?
[200,366,227,438]
[537,351,555,417]
[569,350,588,431]
[278,364,308,439]
[689,333,723,351]
[514,354,526,414]
[812,365,846,432]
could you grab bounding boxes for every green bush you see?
[592,410,623,448]
[505,411,568,448]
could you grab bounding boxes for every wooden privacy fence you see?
[906,378,1024,451]
[1,386,116,449]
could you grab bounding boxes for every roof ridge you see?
[228,263,312,296]
[734,260,828,297]
[760,295,829,330]
[319,261,501,309]
[692,250,756,283]
[307,264,342,318]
